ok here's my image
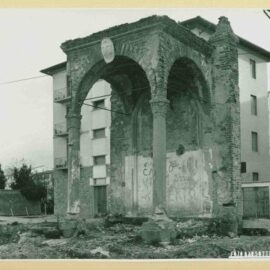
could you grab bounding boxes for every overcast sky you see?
[0,8,269,171]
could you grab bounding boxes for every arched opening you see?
[167,58,210,151]
[166,57,213,217]
[77,56,150,111]
[77,56,152,216]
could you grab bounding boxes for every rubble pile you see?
[0,217,269,259]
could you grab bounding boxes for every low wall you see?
[0,190,41,216]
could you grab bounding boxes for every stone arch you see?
[167,57,211,113]
[160,38,212,100]
[72,55,151,114]
[166,57,212,153]
[165,56,214,217]
[71,54,152,215]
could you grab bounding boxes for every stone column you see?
[67,113,81,214]
[150,96,169,213]
[140,95,176,244]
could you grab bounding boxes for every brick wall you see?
[209,17,241,222]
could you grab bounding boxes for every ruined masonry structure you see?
[42,16,243,222]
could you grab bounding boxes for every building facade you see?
[41,15,269,222]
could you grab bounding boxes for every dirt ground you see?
[0,215,269,259]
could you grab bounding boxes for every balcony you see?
[54,88,71,103]
[55,157,67,170]
[54,122,68,137]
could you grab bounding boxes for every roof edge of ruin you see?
[181,16,270,61]
[61,15,213,56]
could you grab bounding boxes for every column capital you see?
[150,97,169,118]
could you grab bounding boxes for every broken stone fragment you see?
[90,247,110,258]
[140,210,177,244]
[42,239,67,247]
[44,229,62,239]
[59,219,77,238]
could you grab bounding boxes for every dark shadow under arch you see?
[167,57,211,114]
[166,57,212,152]
[74,56,151,114]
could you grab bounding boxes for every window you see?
[93,155,106,165]
[241,162,247,173]
[252,172,259,182]
[93,128,106,139]
[250,59,256,79]
[251,95,257,115]
[251,131,258,152]
[93,99,105,110]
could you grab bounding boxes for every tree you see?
[10,164,32,190]
[10,163,46,202]
[0,164,6,189]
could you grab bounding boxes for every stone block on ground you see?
[140,215,176,244]
[44,229,62,239]
[214,206,239,237]
[123,216,148,226]
[59,218,105,238]
[90,247,110,258]
[104,214,124,227]
[59,219,77,238]
[42,239,67,247]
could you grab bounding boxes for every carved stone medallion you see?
[101,38,115,63]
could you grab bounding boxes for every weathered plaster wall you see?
[124,155,153,215]
[124,149,215,217]
[166,151,211,217]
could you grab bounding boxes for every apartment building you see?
[42,62,111,215]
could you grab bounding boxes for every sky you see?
[0,8,269,172]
